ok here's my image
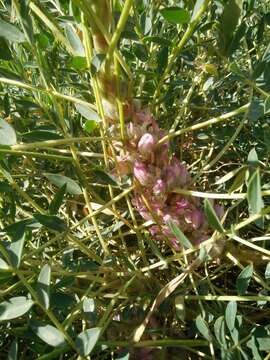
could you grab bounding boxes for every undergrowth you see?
[0,0,270,359]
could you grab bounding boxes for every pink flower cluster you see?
[116,109,223,250]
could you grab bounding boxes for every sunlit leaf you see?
[160,7,190,24]
[204,199,224,233]
[31,322,66,347]
[37,264,51,309]
[0,297,33,321]
[45,173,82,195]
[34,214,67,232]
[75,327,101,356]
[8,339,18,360]
[236,264,253,295]
[225,301,237,332]
[0,118,17,145]
[0,18,25,43]
[196,315,213,341]
[168,220,193,249]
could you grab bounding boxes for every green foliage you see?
[75,327,101,356]
[168,220,193,249]
[0,0,270,358]
[160,7,190,24]
[31,322,66,347]
[204,198,224,233]
[0,297,33,321]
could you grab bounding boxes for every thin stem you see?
[153,0,211,106]
[0,77,96,109]
[0,149,73,162]
[11,137,102,151]
[158,103,250,144]
[105,0,133,71]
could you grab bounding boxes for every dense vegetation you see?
[0,0,270,359]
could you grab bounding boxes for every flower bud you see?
[149,225,159,236]
[190,209,204,229]
[138,133,156,155]
[163,214,179,226]
[166,158,190,189]
[127,122,141,141]
[135,110,152,125]
[175,198,189,212]
[153,179,166,197]
[170,237,180,250]
[133,161,152,186]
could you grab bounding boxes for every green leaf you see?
[218,0,242,56]
[195,315,213,341]
[0,38,12,60]
[168,220,193,249]
[225,301,237,332]
[45,173,82,195]
[247,327,270,357]
[7,233,26,269]
[175,295,185,322]
[247,169,264,215]
[264,96,270,114]
[65,25,85,56]
[214,316,227,347]
[22,130,62,142]
[91,54,106,74]
[83,298,95,313]
[31,322,66,347]
[75,327,101,356]
[248,99,264,122]
[143,36,171,47]
[0,258,10,271]
[157,46,168,74]
[160,7,190,24]
[8,339,18,360]
[265,262,270,284]
[256,337,270,351]
[37,264,51,309]
[247,336,262,360]
[247,148,259,167]
[0,118,17,146]
[84,120,98,134]
[34,214,67,232]
[0,18,25,43]
[236,263,253,295]
[75,104,100,122]
[116,350,130,360]
[0,296,33,321]
[69,56,87,70]
[264,128,270,153]
[133,43,148,62]
[204,199,224,233]
[49,184,66,215]
[93,169,118,186]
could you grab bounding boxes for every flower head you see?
[165,158,190,190]
[133,161,152,186]
[153,179,166,197]
[138,133,156,156]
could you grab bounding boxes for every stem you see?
[11,137,102,150]
[0,77,96,109]
[153,0,211,105]
[158,103,250,144]
[0,149,73,162]
[105,0,133,71]
[173,188,270,200]
[101,339,208,348]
